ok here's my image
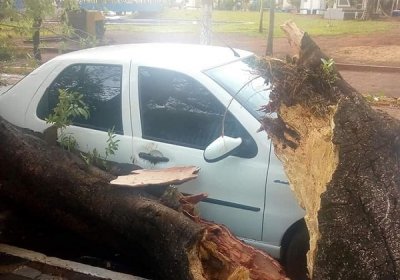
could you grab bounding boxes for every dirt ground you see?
[103,21,400,118]
[104,20,400,67]
[103,20,400,98]
[4,20,400,117]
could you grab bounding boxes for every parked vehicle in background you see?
[0,43,307,279]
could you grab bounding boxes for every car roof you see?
[53,43,253,71]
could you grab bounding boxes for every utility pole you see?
[265,0,275,55]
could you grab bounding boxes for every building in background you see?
[299,0,325,14]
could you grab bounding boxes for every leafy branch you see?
[320,58,338,86]
[81,127,120,170]
[46,89,89,151]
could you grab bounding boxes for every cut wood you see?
[0,117,288,280]
[256,20,400,279]
[110,166,200,188]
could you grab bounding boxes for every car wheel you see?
[282,226,310,280]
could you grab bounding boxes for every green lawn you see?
[107,9,396,38]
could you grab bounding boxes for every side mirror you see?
[203,136,242,163]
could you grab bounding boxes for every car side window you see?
[37,64,123,134]
[138,67,257,158]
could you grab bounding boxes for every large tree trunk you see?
[257,21,400,279]
[0,117,287,280]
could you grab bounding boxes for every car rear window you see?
[205,56,270,120]
[37,63,124,134]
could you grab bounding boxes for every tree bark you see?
[256,20,400,279]
[200,0,212,45]
[32,17,42,62]
[259,0,264,33]
[0,117,287,280]
[265,0,275,56]
[362,0,379,19]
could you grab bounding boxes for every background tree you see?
[287,0,300,11]
[325,0,335,8]
[0,0,83,62]
[259,0,264,33]
[0,0,16,20]
[0,0,57,62]
[362,0,378,19]
[265,0,275,55]
[200,0,212,44]
[61,0,79,11]
[24,0,55,61]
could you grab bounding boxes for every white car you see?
[0,43,306,277]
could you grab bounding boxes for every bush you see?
[0,40,14,61]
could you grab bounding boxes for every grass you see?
[107,9,396,38]
[0,65,35,75]
[365,93,400,107]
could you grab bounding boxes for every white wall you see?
[300,0,325,13]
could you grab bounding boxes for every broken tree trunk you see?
[0,117,287,280]
[257,20,400,279]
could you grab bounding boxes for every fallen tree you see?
[0,117,287,280]
[257,21,400,279]
[3,21,398,280]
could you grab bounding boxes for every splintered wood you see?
[110,166,200,187]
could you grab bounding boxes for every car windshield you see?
[204,56,270,120]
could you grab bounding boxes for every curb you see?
[0,243,147,280]
[336,63,400,73]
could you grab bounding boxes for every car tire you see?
[282,226,310,280]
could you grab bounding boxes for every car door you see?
[129,66,271,240]
[26,62,133,164]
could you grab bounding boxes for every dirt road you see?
[105,24,400,97]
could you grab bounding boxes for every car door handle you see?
[139,152,169,164]
[273,180,289,185]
